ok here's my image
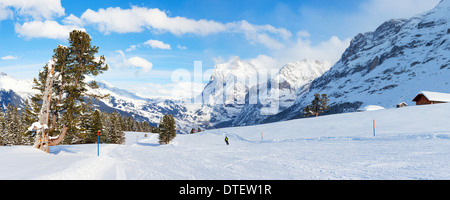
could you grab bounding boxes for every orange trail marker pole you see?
[373,119,376,137]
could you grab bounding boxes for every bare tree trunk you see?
[49,126,68,146]
[33,61,55,153]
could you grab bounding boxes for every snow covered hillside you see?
[1,103,449,180]
[89,80,197,132]
[272,0,450,121]
[0,72,36,108]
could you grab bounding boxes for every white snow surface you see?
[1,103,450,180]
[357,105,386,112]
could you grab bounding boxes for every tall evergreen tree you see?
[158,114,176,145]
[4,104,14,145]
[22,100,36,145]
[30,30,109,147]
[85,109,103,143]
[0,107,4,145]
[109,112,125,144]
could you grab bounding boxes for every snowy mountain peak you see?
[269,0,450,121]
[198,56,332,127]
[276,60,331,90]
[210,56,258,83]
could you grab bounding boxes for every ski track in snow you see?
[1,104,450,180]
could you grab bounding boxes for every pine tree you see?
[151,126,159,133]
[4,104,13,145]
[109,112,125,144]
[303,93,330,117]
[0,107,5,146]
[103,112,113,143]
[22,100,36,145]
[12,105,23,145]
[85,109,103,143]
[30,30,109,148]
[158,114,176,145]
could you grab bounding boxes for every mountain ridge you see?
[267,0,450,121]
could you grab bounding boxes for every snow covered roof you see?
[414,91,450,102]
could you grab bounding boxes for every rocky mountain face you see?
[196,57,259,127]
[268,0,450,121]
[229,59,331,126]
[196,57,331,128]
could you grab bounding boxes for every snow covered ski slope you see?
[1,103,450,180]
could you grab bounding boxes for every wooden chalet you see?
[412,91,450,105]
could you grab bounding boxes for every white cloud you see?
[109,50,153,73]
[125,45,138,52]
[343,0,441,35]
[143,39,171,50]
[79,6,227,35]
[248,54,281,70]
[352,0,440,32]
[242,32,351,71]
[14,20,85,40]
[1,55,18,60]
[273,31,351,65]
[75,6,291,49]
[126,39,171,52]
[133,81,205,99]
[296,30,311,38]
[62,14,84,26]
[124,56,153,73]
[0,5,12,21]
[0,0,65,20]
[177,45,187,50]
[226,20,292,50]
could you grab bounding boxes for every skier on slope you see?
[225,136,229,145]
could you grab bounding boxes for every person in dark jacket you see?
[225,136,229,145]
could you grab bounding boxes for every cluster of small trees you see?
[190,127,203,134]
[0,102,129,146]
[303,93,330,118]
[120,115,158,133]
[62,109,125,145]
[0,104,34,146]
[0,100,163,146]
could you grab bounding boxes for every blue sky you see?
[0,0,440,98]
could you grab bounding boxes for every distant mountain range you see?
[1,0,449,133]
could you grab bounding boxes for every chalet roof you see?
[413,91,450,102]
